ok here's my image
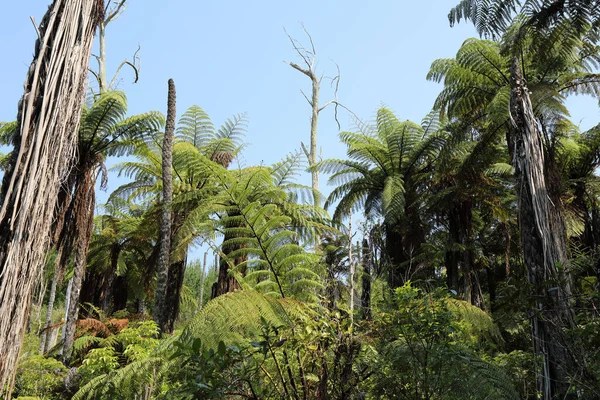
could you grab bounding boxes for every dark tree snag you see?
[510,57,575,399]
[154,79,176,334]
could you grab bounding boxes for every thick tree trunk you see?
[459,199,484,308]
[164,257,186,332]
[212,209,247,298]
[385,224,406,288]
[112,276,128,312]
[360,238,372,320]
[510,58,575,399]
[0,0,101,392]
[446,208,461,293]
[79,269,103,315]
[154,79,176,334]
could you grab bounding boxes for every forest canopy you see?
[1,1,600,399]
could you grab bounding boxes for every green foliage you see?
[319,108,445,223]
[80,91,164,158]
[75,320,160,385]
[162,339,252,399]
[490,350,537,399]
[367,283,518,399]
[13,356,67,400]
[178,290,305,350]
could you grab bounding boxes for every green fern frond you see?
[176,105,215,147]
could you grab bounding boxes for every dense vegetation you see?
[2,1,600,399]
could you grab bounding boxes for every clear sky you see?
[1,1,599,259]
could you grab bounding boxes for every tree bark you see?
[309,73,320,203]
[0,0,101,392]
[510,57,575,399]
[62,163,97,365]
[458,199,484,308]
[39,273,58,354]
[212,208,247,298]
[385,223,406,288]
[360,238,372,320]
[154,79,176,334]
[164,257,186,332]
[446,207,461,293]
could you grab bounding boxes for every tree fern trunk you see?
[154,79,176,334]
[164,256,186,333]
[198,251,207,310]
[446,206,461,293]
[459,199,483,308]
[39,273,59,354]
[360,238,372,320]
[62,164,97,365]
[0,0,101,392]
[213,208,246,298]
[385,224,406,288]
[510,57,575,399]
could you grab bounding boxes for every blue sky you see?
[1,1,599,260]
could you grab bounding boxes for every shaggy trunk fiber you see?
[510,58,575,399]
[0,0,101,392]
[154,79,176,334]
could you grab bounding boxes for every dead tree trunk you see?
[154,79,176,334]
[0,0,101,393]
[285,26,349,207]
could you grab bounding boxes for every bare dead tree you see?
[90,0,140,94]
[285,24,358,206]
[0,0,102,394]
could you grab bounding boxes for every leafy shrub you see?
[13,355,67,400]
[367,283,518,400]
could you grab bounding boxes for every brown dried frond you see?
[106,318,129,334]
[40,320,65,334]
[211,151,234,168]
[76,318,111,338]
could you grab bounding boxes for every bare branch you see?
[284,26,314,71]
[105,0,127,24]
[289,62,312,78]
[300,22,317,69]
[88,68,101,88]
[318,100,336,113]
[320,101,361,130]
[108,45,141,90]
[29,17,41,42]
[299,89,312,106]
